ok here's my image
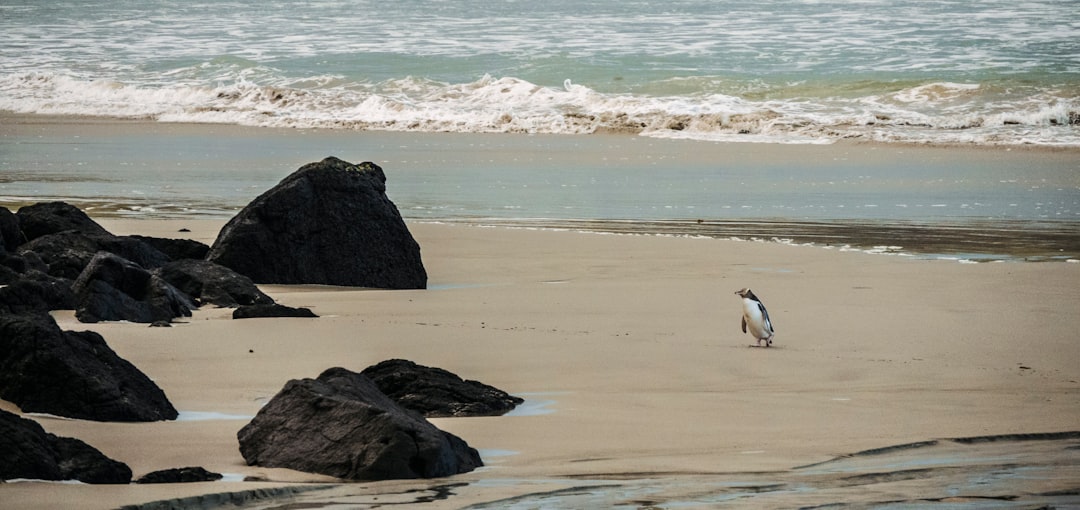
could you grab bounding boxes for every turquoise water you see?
[2,0,1078,145]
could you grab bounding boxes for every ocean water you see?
[1,0,1079,145]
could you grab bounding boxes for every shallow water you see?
[3,120,1076,260]
[141,432,1079,510]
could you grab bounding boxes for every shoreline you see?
[6,111,1080,152]
[4,112,1080,262]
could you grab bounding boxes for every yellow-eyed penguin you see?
[735,287,775,347]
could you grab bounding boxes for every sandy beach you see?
[5,0,1080,504]
[2,215,1078,508]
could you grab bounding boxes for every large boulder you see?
[72,252,194,323]
[206,157,427,289]
[362,359,523,417]
[237,367,481,481]
[155,259,272,308]
[0,409,132,484]
[15,202,110,242]
[0,312,178,422]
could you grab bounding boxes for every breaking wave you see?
[2,71,1077,146]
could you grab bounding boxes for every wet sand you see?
[2,218,1078,508]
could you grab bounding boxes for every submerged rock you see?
[207,157,427,289]
[0,409,132,484]
[237,367,481,481]
[362,359,523,417]
[0,312,178,422]
[135,466,223,484]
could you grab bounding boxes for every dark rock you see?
[207,157,427,289]
[0,271,76,315]
[72,252,194,323]
[15,202,111,242]
[135,466,223,484]
[0,261,19,284]
[99,235,173,270]
[16,231,101,280]
[0,312,179,422]
[0,409,132,484]
[0,207,22,251]
[232,303,317,319]
[362,359,523,417]
[130,235,210,261]
[49,434,133,484]
[19,231,171,280]
[156,259,272,308]
[1,250,44,276]
[149,320,172,328]
[237,367,481,481]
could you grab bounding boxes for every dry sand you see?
[2,218,1079,508]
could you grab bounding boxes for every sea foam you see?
[2,71,1076,146]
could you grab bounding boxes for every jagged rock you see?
[0,262,19,284]
[2,249,48,279]
[0,409,132,484]
[0,207,21,251]
[15,202,110,242]
[19,231,171,280]
[130,235,210,261]
[232,303,317,319]
[135,466,223,484]
[237,367,481,481]
[0,312,178,422]
[12,202,171,279]
[207,157,427,289]
[72,252,194,323]
[0,271,75,315]
[156,259,272,308]
[16,231,101,280]
[362,359,523,417]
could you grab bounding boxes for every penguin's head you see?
[735,287,752,298]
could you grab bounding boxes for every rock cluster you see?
[238,367,482,481]
[1,158,466,485]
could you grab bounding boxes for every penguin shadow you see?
[746,343,786,349]
[719,342,789,350]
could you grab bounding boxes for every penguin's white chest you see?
[742,298,773,339]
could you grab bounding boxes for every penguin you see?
[735,287,775,347]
